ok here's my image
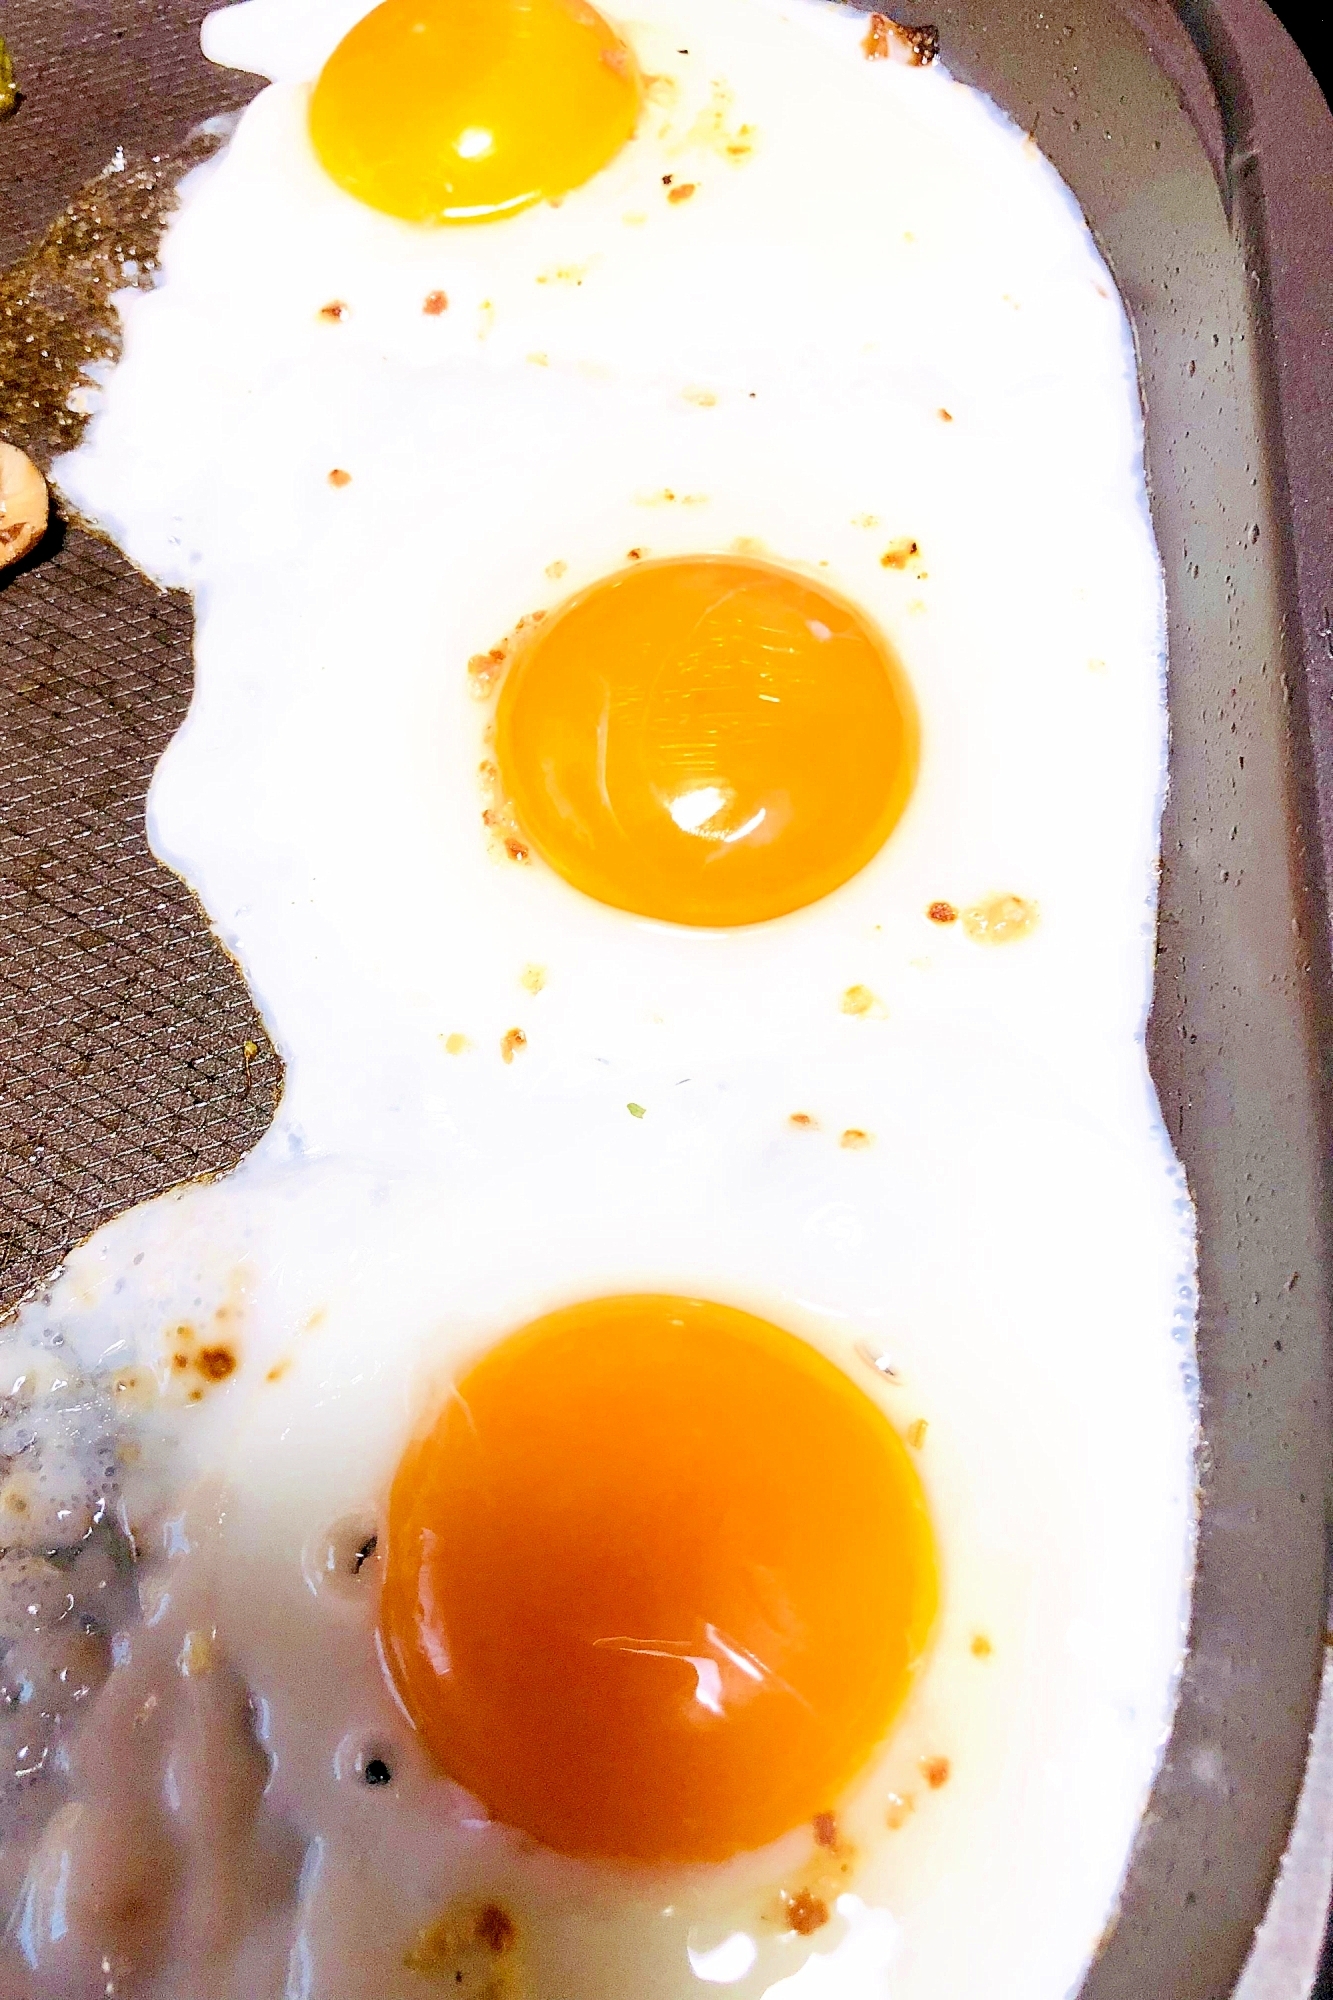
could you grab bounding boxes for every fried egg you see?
[0,0,1196,1995]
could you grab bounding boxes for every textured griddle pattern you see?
[0,2,273,1312]
[0,533,282,1309]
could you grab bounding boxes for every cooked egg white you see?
[0,0,1196,1996]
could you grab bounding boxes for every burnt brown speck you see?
[474,1905,516,1955]
[785,1890,829,1936]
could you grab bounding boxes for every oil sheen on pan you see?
[0,0,1197,1996]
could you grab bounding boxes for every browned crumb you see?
[500,1027,527,1064]
[475,1905,517,1955]
[789,1111,817,1129]
[468,644,510,697]
[862,11,893,55]
[938,407,954,422]
[879,537,920,570]
[468,608,548,699]
[327,467,352,488]
[927,900,958,924]
[406,1900,520,1984]
[921,1755,951,1789]
[423,289,449,314]
[885,1791,914,1830]
[861,14,940,64]
[626,546,645,560]
[961,892,1039,945]
[479,757,532,867]
[197,1345,237,1382]
[905,1417,928,1449]
[667,182,698,203]
[318,299,348,322]
[662,173,675,185]
[266,1360,291,1383]
[168,1322,197,1373]
[970,1633,993,1659]
[786,1813,857,1908]
[783,1890,830,1937]
[840,1128,873,1149]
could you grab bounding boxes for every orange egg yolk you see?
[494,557,918,927]
[379,1294,938,1864]
[308,0,643,223]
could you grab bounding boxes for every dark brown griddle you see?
[0,5,279,1309]
[2,3,1332,1995]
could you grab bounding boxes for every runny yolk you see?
[308,0,643,223]
[379,1294,938,1865]
[494,557,918,927]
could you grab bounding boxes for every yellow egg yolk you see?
[494,557,918,926]
[379,1294,938,1864]
[308,0,642,223]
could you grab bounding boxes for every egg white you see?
[2,0,1197,1995]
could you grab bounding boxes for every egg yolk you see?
[379,1294,937,1864]
[494,557,918,926]
[308,0,643,223]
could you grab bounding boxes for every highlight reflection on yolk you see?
[309,0,642,223]
[379,1295,938,1865]
[495,557,918,926]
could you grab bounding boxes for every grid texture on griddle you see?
[0,3,274,1312]
[0,531,282,1307]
